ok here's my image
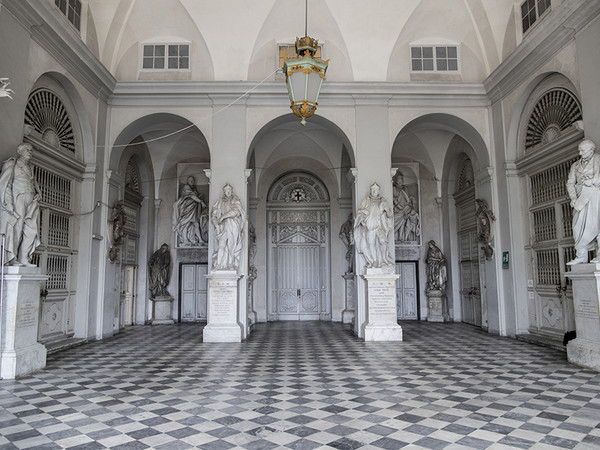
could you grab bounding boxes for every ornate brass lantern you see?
[282,4,328,125]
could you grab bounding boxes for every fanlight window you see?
[456,158,474,193]
[25,89,76,153]
[525,89,582,151]
[125,160,141,193]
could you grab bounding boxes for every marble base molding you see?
[565,263,600,371]
[151,296,174,325]
[203,270,243,342]
[362,267,403,341]
[426,289,450,322]
[1,266,48,379]
[342,273,355,324]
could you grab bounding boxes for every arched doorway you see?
[267,172,331,321]
[514,76,583,344]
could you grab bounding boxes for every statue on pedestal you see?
[566,139,600,264]
[173,176,208,246]
[0,142,41,266]
[354,183,394,269]
[148,243,171,298]
[339,213,354,274]
[425,240,447,291]
[211,183,245,270]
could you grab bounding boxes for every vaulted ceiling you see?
[84,0,520,82]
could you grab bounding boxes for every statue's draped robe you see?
[567,153,600,256]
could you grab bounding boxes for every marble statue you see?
[567,139,600,264]
[173,176,208,246]
[475,198,495,260]
[211,183,245,270]
[339,213,354,274]
[354,182,394,269]
[393,176,420,243]
[0,78,14,99]
[108,200,126,263]
[0,142,41,266]
[148,243,171,298]
[425,240,447,291]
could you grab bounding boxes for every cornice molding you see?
[110,81,489,109]
[484,0,600,103]
[3,0,116,102]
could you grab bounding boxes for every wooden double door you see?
[276,244,322,320]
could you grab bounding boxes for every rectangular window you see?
[521,0,551,33]
[411,46,459,72]
[55,0,81,31]
[142,44,190,70]
[279,44,322,69]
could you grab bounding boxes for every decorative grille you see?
[532,207,556,242]
[525,89,582,150]
[125,161,141,193]
[536,249,560,286]
[529,159,575,206]
[46,254,69,289]
[25,89,76,153]
[48,212,70,247]
[34,166,72,210]
[561,201,573,238]
[456,158,474,192]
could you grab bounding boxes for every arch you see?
[28,72,95,164]
[506,71,582,162]
[110,112,209,173]
[248,113,355,167]
[398,113,490,183]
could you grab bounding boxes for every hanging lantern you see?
[282,4,329,125]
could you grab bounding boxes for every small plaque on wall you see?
[395,246,420,261]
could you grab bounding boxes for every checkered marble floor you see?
[1,321,600,449]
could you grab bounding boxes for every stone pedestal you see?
[151,296,174,325]
[1,266,48,379]
[565,264,600,371]
[426,289,450,322]
[362,268,403,341]
[342,273,355,324]
[203,271,243,342]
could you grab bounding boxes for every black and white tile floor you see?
[1,321,599,449]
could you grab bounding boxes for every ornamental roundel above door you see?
[268,172,330,203]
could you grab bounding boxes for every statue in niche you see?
[173,176,208,246]
[475,199,496,260]
[148,243,171,298]
[339,213,354,274]
[567,139,600,264]
[211,183,245,270]
[354,182,394,269]
[0,142,41,266]
[425,240,447,291]
[393,174,420,243]
[108,200,126,263]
